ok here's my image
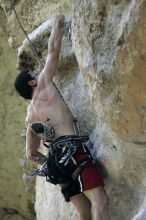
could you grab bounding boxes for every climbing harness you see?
[30,135,91,185]
[11,0,80,135]
[29,120,107,182]
[30,121,90,184]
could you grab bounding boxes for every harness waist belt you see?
[52,135,89,148]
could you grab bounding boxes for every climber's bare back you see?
[25,14,75,139]
[26,74,75,139]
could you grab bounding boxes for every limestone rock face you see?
[1,0,146,220]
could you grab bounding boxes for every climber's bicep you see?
[41,51,59,83]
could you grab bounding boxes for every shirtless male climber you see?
[14,14,111,220]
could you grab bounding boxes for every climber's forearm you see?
[41,15,64,80]
[48,15,64,54]
[31,152,47,165]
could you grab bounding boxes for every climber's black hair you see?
[14,69,35,100]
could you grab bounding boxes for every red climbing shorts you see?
[61,142,104,202]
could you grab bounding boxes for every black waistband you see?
[52,135,89,147]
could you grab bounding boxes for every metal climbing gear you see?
[31,119,55,142]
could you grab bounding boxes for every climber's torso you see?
[26,79,75,138]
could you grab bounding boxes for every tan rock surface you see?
[0,0,146,219]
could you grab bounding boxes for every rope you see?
[11,1,41,69]
[10,0,80,135]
